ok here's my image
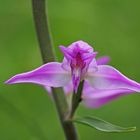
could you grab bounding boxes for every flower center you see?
[70,52,85,70]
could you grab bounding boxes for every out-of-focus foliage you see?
[1,0,140,140]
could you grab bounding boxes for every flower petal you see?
[59,40,95,63]
[61,57,71,71]
[68,40,94,53]
[96,56,110,65]
[44,86,52,94]
[59,45,73,61]
[63,81,73,95]
[87,59,98,73]
[86,65,140,92]
[82,81,133,108]
[5,62,71,87]
[44,81,73,95]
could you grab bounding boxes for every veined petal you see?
[68,40,94,53]
[82,81,133,108]
[72,67,81,92]
[86,65,140,92]
[96,56,110,65]
[5,62,71,87]
[59,45,73,61]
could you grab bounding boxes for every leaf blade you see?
[73,116,136,132]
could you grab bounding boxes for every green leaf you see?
[73,116,136,132]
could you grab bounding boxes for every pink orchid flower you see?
[5,41,140,108]
[45,56,111,95]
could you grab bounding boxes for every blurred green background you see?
[1,0,140,139]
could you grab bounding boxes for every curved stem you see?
[32,0,78,140]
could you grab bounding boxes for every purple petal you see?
[5,62,71,87]
[44,82,73,95]
[87,59,98,73]
[72,68,81,93]
[61,57,71,71]
[59,40,95,64]
[86,65,140,92]
[82,81,133,108]
[59,46,73,61]
[68,40,94,53]
[96,56,110,65]
[63,81,73,95]
[44,86,52,94]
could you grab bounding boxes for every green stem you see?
[32,0,78,140]
[52,88,78,140]
[70,81,84,118]
[32,0,55,62]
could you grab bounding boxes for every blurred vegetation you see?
[1,0,140,140]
